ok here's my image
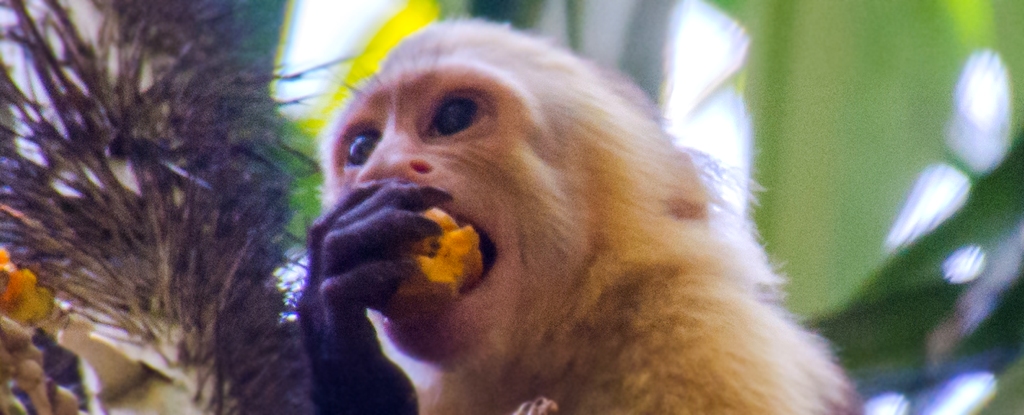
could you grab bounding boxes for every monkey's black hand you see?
[298,181,451,415]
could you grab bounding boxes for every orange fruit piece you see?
[388,208,483,317]
[0,248,55,325]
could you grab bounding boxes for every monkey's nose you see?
[409,159,433,175]
[356,150,435,184]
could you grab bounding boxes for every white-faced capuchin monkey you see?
[298,20,863,415]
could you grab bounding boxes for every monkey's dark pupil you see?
[347,133,380,166]
[433,98,477,136]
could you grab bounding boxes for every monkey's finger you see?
[321,209,442,276]
[307,182,448,289]
[307,183,389,287]
[309,183,385,248]
[321,258,420,312]
[342,181,451,222]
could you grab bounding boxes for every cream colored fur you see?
[324,20,860,415]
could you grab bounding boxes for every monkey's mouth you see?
[453,222,496,294]
[471,230,497,291]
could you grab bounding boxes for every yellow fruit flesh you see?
[388,208,483,316]
[0,248,54,325]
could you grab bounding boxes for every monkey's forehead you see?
[390,21,560,64]
[338,22,564,119]
[372,20,584,88]
[363,20,657,120]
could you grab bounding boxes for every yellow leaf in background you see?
[299,0,439,135]
[0,248,55,325]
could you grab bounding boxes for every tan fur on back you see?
[335,21,861,415]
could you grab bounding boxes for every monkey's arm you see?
[298,182,451,415]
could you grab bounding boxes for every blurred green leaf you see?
[739,0,973,318]
[815,136,1024,393]
[705,0,745,16]
[993,0,1024,132]
[847,139,1023,303]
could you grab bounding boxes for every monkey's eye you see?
[432,97,477,136]
[347,131,381,166]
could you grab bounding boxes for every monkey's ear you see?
[665,147,712,220]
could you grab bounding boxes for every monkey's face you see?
[325,58,591,364]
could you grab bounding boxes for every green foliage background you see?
[714,2,1024,411]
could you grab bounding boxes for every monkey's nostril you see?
[410,160,432,174]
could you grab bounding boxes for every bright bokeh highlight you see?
[926,372,997,415]
[942,245,987,284]
[664,0,752,214]
[947,50,1011,174]
[885,164,971,251]
[865,393,909,415]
